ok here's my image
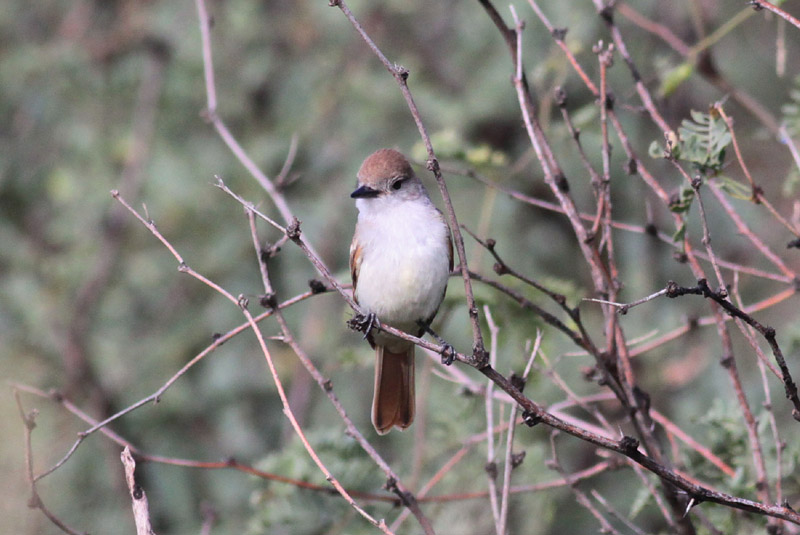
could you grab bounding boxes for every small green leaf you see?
[659,61,694,98]
[668,187,695,214]
[716,175,752,200]
[671,221,687,243]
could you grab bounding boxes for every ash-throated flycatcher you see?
[350,149,453,434]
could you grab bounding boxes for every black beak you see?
[350,185,380,199]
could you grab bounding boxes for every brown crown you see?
[357,149,414,185]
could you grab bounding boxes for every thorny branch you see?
[665,279,800,421]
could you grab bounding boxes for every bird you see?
[349,149,453,434]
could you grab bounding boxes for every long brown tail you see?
[372,345,415,435]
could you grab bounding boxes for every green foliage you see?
[690,400,749,483]
[677,110,732,174]
[678,400,766,534]
[671,221,688,246]
[658,61,695,98]
[715,174,753,200]
[649,109,732,175]
[248,431,383,535]
[668,186,696,215]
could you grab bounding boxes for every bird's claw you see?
[440,344,456,366]
[348,312,377,340]
[417,319,455,365]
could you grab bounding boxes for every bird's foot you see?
[348,312,377,340]
[440,343,456,366]
[417,320,455,365]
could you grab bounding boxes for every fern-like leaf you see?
[649,108,732,176]
[677,109,731,174]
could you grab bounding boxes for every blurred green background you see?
[2,0,800,534]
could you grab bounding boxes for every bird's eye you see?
[391,180,403,190]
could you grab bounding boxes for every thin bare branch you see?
[121,447,156,535]
[14,390,88,535]
[483,305,502,535]
[748,0,800,30]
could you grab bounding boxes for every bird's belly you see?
[355,247,448,329]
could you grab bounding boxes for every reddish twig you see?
[719,191,798,271]
[748,0,800,31]
[650,410,735,479]
[195,0,295,226]
[242,297,394,533]
[615,2,690,56]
